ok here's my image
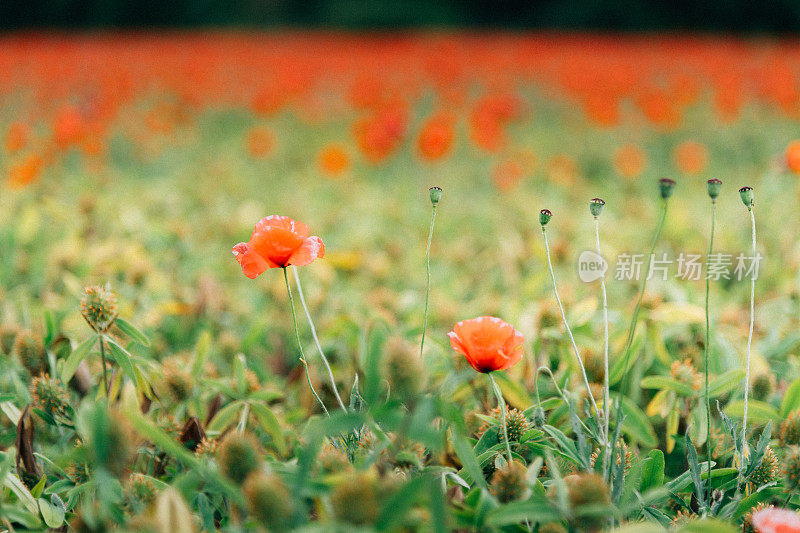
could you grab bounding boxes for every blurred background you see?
[4,0,800,31]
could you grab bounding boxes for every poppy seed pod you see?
[658,178,676,199]
[429,186,442,206]
[589,198,605,217]
[706,178,722,200]
[539,209,552,226]
[740,186,754,208]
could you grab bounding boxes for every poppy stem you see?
[541,226,604,443]
[283,267,329,416]
[419,204,438,358]
[619,199,668,409]
[98,334,109,398]
[291,266,347,412]
[594,217,613,472]
[488,372,513,464]
[742,206,756,462]
[704,200,717,503]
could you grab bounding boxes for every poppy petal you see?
[287,236,325,266]
[232,242,271,279]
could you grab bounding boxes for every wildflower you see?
[417,112,455,161]
[743,503,774,533]
[159,356,193,402]
[751,507,800,533]
[217,432,260,483]
[670,358,702,391]
[613,143,646,180]
[748,446,779,488]
[448,316,523,374]
[80,285,118,333]
[243,472,293,530]
[590,439,632,474]
[232,215,325,279]
[673,140,708,175]
[29,373,70,421]
[476,406,531,443]
[318,442,351,474]
[490,461,529,503]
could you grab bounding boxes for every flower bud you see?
[490,461,529,503]
[429,186,442,206]
[589,198,605,217]
[539,209,552,226]
[243,472,293,530]
[739,186,754,209]
[706,178,721,200]
[658,178,676,199]
[331,471,380,525]
[783,446,800,492]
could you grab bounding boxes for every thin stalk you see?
[594,217,613,476]
[489,373,513,464]
[704,201,717,504]
[742,207,756,456]
[542,226,603,442]
[283,267,329,416]
[291,266,346,412]
[419,204,438,357]
[619,200,668,401]
[98,334,109,397]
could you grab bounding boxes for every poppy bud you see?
[539,209,552,226]
[531,406,546,428]
[658,178,676,199]
[706,178,721,200]
[739,186,754,209]
[429,186,442,206]
[589,198,605,217]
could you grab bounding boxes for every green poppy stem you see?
[283,267,329,416]
[489,372,513,464]
[704,200,716,503]
[420,204,438,358]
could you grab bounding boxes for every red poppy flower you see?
[752,507,800,533]
[233,215,324,279]
[448,316,523,373]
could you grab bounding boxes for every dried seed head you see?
[706,178,722,200]
[490,461,529,503]
[539,209,552,226]
[80,284,118,333]
[13,330,46,376]
[739,186,754,209]
[331,471,380,525]
[384,337,426,402]
[217,432,260,484]
[781,410,800,446]
[783,446,800,492]
[658,178,676,199]
[589,198,605,217]
[429,186,442,206]
[243,472,293,530]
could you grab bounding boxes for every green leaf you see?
[685,433,705,510]
[30,475,46,498]
[38,497,65,528]
[484,498,560,526]
[733,487,783,519]
[640,376,697,397]
[708,370,745,398]
[3,472,39,514]
[61,336,95,384]
[616,395,658,447]
[207,401,244,434]
[103,337,138,384]
[115,317,150,347]
[249,402,287,456]
[723,400,779,424]
[451,431,487,490]
[610,330,644,386]
[640,449,664,493]
[781,377,800,418]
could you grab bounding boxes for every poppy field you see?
[4,32,800,532]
